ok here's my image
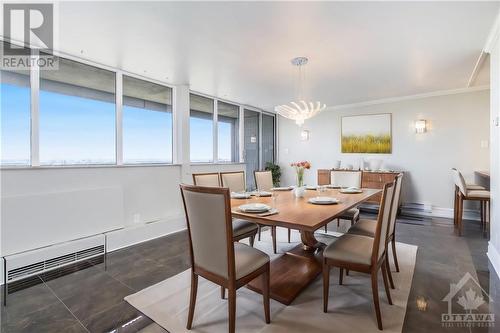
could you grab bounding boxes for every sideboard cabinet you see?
[317,169,402,205]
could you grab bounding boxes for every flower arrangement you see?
[291,161,311,187]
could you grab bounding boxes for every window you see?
[122,76,173,164]
[262,113,275,165]
[244,109,260,189]
[1,67,31,166]
[190,94,214,162]
[217,101,239,162]
[39,56,116,165]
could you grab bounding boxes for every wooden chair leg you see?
[287,228,291,243]
[249,235,255,247]
[480,201,484,229]
[262,265,270,324]
[392,237,400,272]
[186,272,198,329]
[323,263,330,313]
[453,187,458,227]
[324,224,328,233]
[371,270,383,330]
[339,267,344,285]
[221,286,225,299]
[381,262,393,305]
[272,226,277,254]
[337,218,340,227]
[258,225,262,241]
[385,252,395,289]
[458,195,464,237]
[228,288,236,333]
[346,269,349,276]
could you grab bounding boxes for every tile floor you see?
[1,215,498,332]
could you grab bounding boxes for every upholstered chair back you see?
[451,168,467,195]
[221,172,246,192]
[254,171,274,191]
[330,170,362,188]
[388,174,404,236]
[180,185,233,279]
[193,173,220,187]
[373,181,395,262]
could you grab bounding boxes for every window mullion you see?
[213,99,218,163]
[30,49,40,166]
[115,72,123,165]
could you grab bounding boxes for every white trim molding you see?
[488,242,500,280]
[398,203,480,222]
[484,10,500,54]
[326,86,490,111]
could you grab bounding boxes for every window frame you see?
[0,44,276,169]
[121,73,174,165]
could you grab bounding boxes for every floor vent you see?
[3,234,106,302]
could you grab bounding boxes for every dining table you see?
[231,187,381,305]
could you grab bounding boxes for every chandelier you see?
[275,57,326,126]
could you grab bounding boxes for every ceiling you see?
[57,1,499,111]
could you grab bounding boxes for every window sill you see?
[190,162,245,166]
[0,163,182,170]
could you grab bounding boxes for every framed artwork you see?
[341,113,392,153]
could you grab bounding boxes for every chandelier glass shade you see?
[275,57,326,126]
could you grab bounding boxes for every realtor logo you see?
[1,3,57,70]
[3,3,53,54]
[441,272,494,328]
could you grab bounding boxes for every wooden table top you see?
[231,188,381,232]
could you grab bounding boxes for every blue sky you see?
[1,82,233,165]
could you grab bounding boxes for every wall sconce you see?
[301,130,310,141]
[415,120,427,134]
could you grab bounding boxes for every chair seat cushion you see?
[323,234,373,266]
[466,190,490,199]
[348,219,376,237]
[466,184,485,190]
[338,208,360,221]
[234,243,269,279]
[232,219,258,238]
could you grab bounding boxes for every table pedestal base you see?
[247,231,325,305]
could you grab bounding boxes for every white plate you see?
[231,192,251,199]
[308,197,339,205]
[253,191,272,197]
[271,187,293,191]
[239,203,271,213]
[305,186,317,190]
[339,188,363,194]
[326,184,340,189]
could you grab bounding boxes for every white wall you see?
[487,18,500,278]
[0,165,184,256]
[278,89,490,214]
[0,162,246,258]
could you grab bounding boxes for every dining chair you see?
[193,172,258,246]
[322,180,395,330]
[220,171,247,193]
[192,172,221,187]
[254,170,291,244]
[348,173,403,289]
[325,170,362,231]
[452,168,490,237]
[180,184,271,333]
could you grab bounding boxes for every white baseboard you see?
[487,242,500,280]
[400,203,480,222]
[106,214,186,252]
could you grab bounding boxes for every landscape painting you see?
[341,113,392,153]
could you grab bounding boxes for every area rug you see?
[125,228,418,333]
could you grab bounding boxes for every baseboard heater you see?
[2,234,106,305]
